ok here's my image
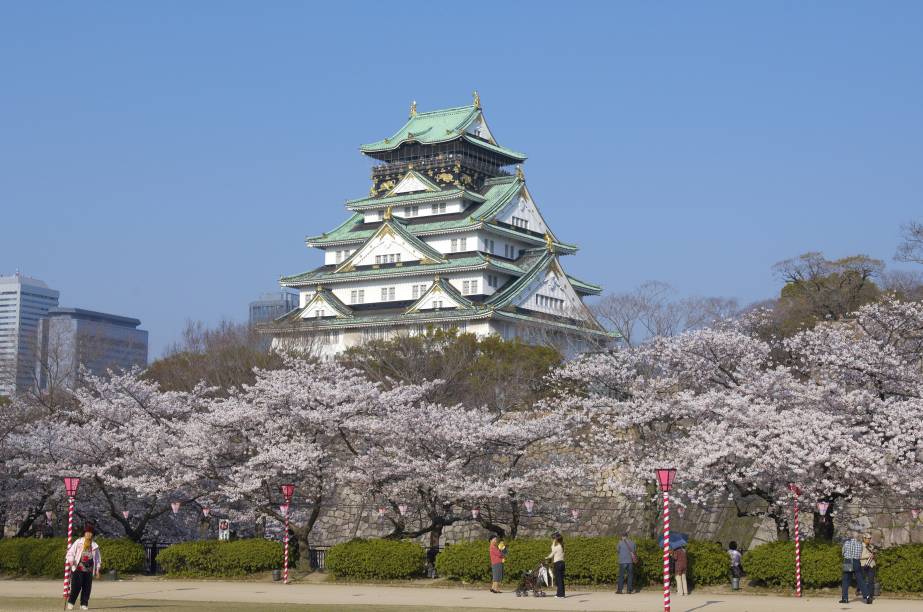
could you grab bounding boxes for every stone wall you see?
[305,486,923,551]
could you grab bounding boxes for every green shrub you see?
[99,538,145,573]
[326,538,426,580]
[435,536,729,586]
[743,539,841,588]
[0,537,144,577]
[877,543,923,592]
[157,539,283,577]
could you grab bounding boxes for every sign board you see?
[218,519,230,541]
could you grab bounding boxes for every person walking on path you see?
[616,531,637,594]
[860,534,877,599]
[65,522,101,610]
[672,545,689,595]
[546,532,566,598]
[488,537,504,593]
[728,541,744,591]
[841,533,871,605]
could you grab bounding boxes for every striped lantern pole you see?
[789,484,802,597]
[62,477,81,602]
[280,484,295,585]
[656,469,677,612]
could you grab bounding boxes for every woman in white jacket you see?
[65,522,101,610]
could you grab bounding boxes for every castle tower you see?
[268,95,611,356]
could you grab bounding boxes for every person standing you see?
[840,533,871,605]
[65,522,101,611]
[861,534,877,599]
[488,536,504,593]
[546,532,566,598]
[728,541,744,591]
[672,546,689,595]
[616,531,637,594]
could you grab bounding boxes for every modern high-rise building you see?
[249,291,299,326]
[35,308,148,390]
[267,95,612,357]
[0,273,60,396]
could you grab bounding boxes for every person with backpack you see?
[728,541,744,590]
[65,522,101,610]
[616,531,637,594]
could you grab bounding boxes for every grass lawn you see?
[0,599,543,612]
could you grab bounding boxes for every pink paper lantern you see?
[524,499,535,515]
[472,507,480,519]
[280,503,289,516]
[171,501,181,514]
[398,504,408,516]
[45,510,54,522]
[122,510,130,519]
[202,506,211,517]
[63,476,81,498]
[816,501,830,516]
[280,483,295,502]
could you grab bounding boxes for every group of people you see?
[486,532,751,599]
[841,533,877,605]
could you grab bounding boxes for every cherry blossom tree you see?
[11,370,212,541]
[557,299,923,540]
[186,357,436,557]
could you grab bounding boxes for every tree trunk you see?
[812,504,834,541]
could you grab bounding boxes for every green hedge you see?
[157,539,284,577]
[866,544,923,592]
[326,538,426,580]
[0,537,144,577]
[743,540,846,589]
[436,537,728,587]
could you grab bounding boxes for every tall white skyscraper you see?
[0,273,60,396]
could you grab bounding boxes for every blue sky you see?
[2,2,922,357]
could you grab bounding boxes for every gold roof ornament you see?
[410,100,417,116]
[473,90,481,109]
[384,206,393,220]
[544,231,554,252]
[516,165,525,181]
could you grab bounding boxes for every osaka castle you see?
[268,94,612,357]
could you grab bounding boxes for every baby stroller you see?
[515,561,550,597]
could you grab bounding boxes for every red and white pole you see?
[279,483,295,585]
[789,484,802,597]
[283,506,290,584]
[662,489,671,612]
[62,476,80,602]
[63,495,75,600]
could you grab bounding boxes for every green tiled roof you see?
[346,188,485,211]
[566,274,602,295]
[360,105,527,162]
[308,177,523,246]
[281,254,488,287]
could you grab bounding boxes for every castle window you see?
[380,286,396,301]
[350,289,365,304]
[431,202,447,214]
[403,205,419,217]
[511,216,529,229]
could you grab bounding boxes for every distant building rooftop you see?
[47,307,142,329]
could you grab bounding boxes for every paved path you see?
[1,579,922,612]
